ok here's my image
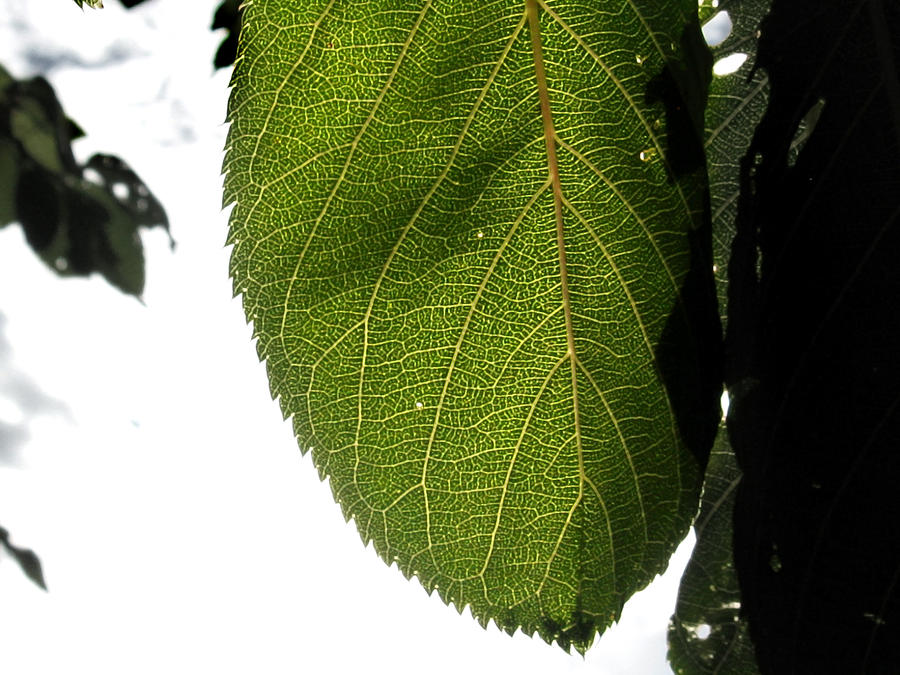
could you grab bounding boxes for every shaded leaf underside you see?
[727,1,900,671]
[667,2,767,672]
[0,526,46,590]
[702,0,770,317]
[668,428,757,674]
[225,0,716,650]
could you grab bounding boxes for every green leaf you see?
[0,138,16,227]
[666,2,769,672]
[0,64,169,296]
[225,0,721,651]
[668,426,759,674]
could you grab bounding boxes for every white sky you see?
[0,2,695,673]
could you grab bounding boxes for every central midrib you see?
[526,0,584,485]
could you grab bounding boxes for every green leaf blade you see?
[226,0,719,651]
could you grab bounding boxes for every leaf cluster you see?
[2,0,242,594]
[224,0,900,672]
[6,1,897,673]
[0,65,169,297]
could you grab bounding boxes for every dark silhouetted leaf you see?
[668,427,758,674]
[71,0,150,8]
[0,63,169,296]
[0,525,46,590]
[726,2,900,672]
[211,0,241,70]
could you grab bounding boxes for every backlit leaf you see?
[225,0,721,651]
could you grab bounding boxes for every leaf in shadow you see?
[667,2,770,672]
[0,525,46,590]
[0,63,169,297]
[668,426,759,674]
[726,2,900,672]
[211,0,242,70]
[704,0,771,318]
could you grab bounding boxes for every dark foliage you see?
[0,65,169,297]
[0,526,46,590]
[212,0,241,70]
[727,2,900,672]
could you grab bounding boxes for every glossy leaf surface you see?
[225,0,720,650]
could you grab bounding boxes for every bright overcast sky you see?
[0,2,697,673]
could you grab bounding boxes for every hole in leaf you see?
[696,623,712,640]
[713,53,748,76]
[82,167,103,185]
[703,11,732,46]
[770,553,783,572]
[111,182,130,200]
[863,612,887,626]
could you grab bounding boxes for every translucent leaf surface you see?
[225,0,721,651]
